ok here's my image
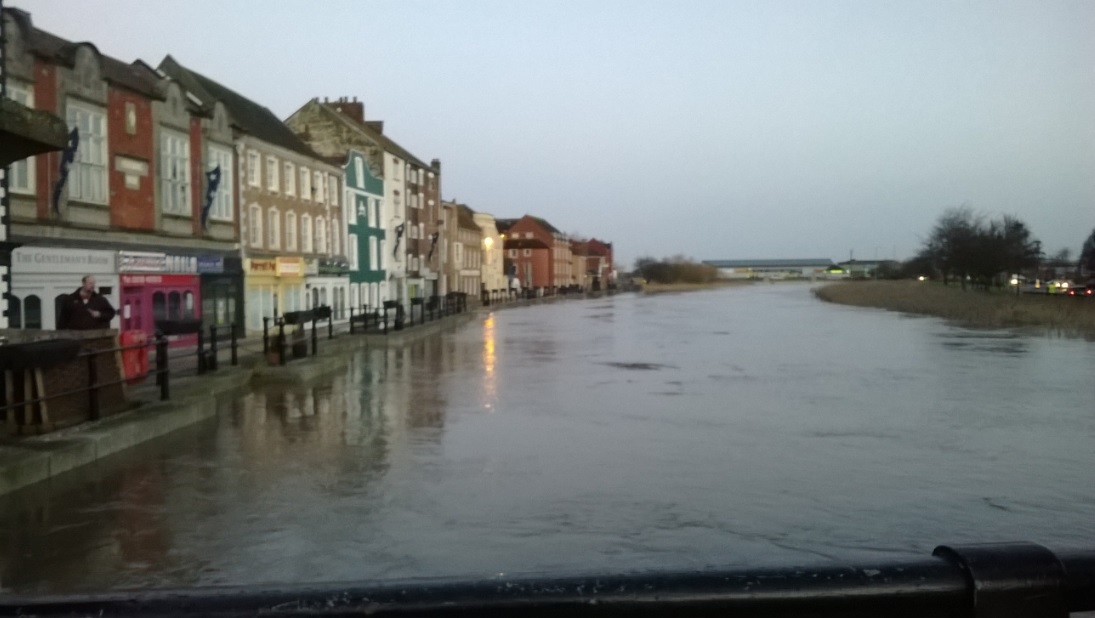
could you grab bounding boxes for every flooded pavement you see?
[2,283,1094,594]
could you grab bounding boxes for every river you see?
[2,283,1094,594]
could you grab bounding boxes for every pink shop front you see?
[117,253,202,346]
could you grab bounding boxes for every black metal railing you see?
[0,542,1091,617]
[0,335,168,434]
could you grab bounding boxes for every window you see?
[369,236,378,271]
[316,216,328,254]
[286,211,298,251]
[393,159,401,180]
[300,166,311,200]
[184,291,195,318]
[249,204,263,247]
[160,130,191,215]
[268,208,280,249]
[152,292,167,322]
[348,194,358,225]
[247,151,260,187]
[284,162,296,195]
[348,233,359,270]
[206,146,234,222]
[354,158,365,189]
[523,248,532,257]
[370,199,378,228]
[314,171,325,203]
[5,83,35,194]
[6,295,22,329]
[168,291,182,319]
[265,156,279,192]
[301,215,313,252]
[418,223,424,240]
[328,175,339,206]
[65,102,108,204]
[331,218,340,256]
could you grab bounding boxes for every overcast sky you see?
[12,0,1094,267]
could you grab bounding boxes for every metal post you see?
[349,307,355,335]
[196,328,206,375]
[209,326,218,372]
[328,313,333,340]
[230,323,238,366]
[156,334,169,401]
[311,317,318,355]
[87,352,100,421]
[262,317,270,354]
[278,320,287,367]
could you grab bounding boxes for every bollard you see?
[197,328,206,375]
[209,326,219,372]
[263,317,270,354]
[349,307,356,335]
[328,313,334,340]
[311,317,318,355]
[230,323,238,366]
[278,320,287,367]
[156,333,169,401]
[87,352,100,421]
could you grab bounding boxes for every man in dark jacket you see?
[58,275,116,330]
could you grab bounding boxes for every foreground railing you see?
[1,542,1092,617]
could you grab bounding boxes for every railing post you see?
[328,313,334,340]
[262,317,270,354]
[196,327,206,375]
[87,352,100,421]
[156,333,169,401]
[230,323,238,366]
[311,317,318,355]
[278,320,287,367]
[209,325,218,372]
[349,307,356,335]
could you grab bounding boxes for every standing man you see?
[58,275,116,330]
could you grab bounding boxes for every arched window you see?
[25,295,42,330]
[7,294,22,329]
[320,288,328,307]
[168,291,182,319]
[152,291,167,323]
[184,291,195,318]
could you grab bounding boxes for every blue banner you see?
[200,165,222,230]
[51,127,80,215]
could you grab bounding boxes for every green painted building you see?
[344,149,387,310]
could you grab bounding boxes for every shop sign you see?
[276,257,303,277]
[121,274,198,286]
[318,261,349,276]
[247,259,278,275]
[119,251,167,272]
[13,247,116,274]
[303,258,320,276]
[165,255,198,273]
[197,256,225,274]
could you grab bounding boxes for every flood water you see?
[2,283,1094,594]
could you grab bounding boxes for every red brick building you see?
[497,215,567,293]
[586,238,615,288]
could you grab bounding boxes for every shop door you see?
[121,291,144,333]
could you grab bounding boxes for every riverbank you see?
[643,280,751,295]
[814,280,1095,337]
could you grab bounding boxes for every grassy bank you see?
[814,280,1095,336]
[643,280,751,295]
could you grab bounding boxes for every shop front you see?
[244,257,305,334]
[198,256,244,334]
[117,251,201,345]
[305,258,350,320]
[9,246,119,331]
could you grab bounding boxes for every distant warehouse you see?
[702,259,840,280]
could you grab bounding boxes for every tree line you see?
[633,255,719,284]
[909,206,1093,288]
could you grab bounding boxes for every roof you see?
[5,8,161,99]
[528,215,561,234]
[289,99,434,170]
[703,259,835,268]
[495,218,519,234]
[160,55,320,159]
[454,204,480,232]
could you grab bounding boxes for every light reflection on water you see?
[2,283,1094,594]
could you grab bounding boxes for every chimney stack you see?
[333,98,365,124]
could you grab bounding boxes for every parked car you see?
[1067,282,1094,299]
